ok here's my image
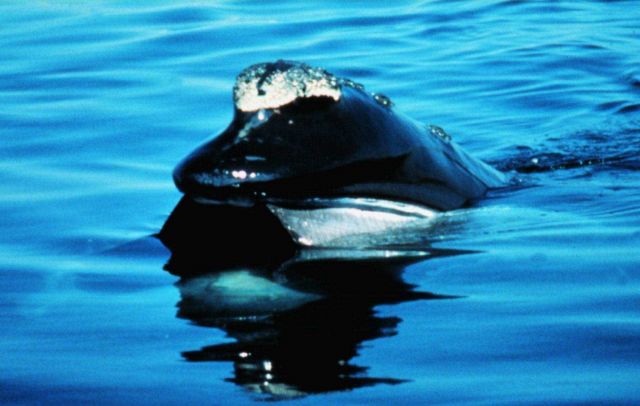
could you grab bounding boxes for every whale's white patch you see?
[233,61,341,112]
[267,198,439,248]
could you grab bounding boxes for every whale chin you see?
[266,197,439,248]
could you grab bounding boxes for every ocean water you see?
[2,1,640,404]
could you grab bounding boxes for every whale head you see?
[171,60,505,247]
[173,60,415,208]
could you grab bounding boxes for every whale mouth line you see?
[189,189,441,249]
[177,153,417,208]
[189,191,437,211]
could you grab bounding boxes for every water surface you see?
[1,1,639,404]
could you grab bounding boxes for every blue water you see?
[2,1,640,404]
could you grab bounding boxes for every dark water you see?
[2,1,640,404]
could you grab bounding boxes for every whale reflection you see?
[159,197,463,399]
[175,251,457,399]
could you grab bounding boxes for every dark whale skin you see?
[173,60,505,212]
[158,196,296,276]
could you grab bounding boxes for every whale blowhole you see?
[233,60,342,112]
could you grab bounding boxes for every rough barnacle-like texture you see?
[233,60,342,112]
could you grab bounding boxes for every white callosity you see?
[233,61,342,112]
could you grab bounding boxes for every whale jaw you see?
[267,197,439,248]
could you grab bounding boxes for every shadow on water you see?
[158,197,464,400]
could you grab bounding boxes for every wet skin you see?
[173,60,506,212]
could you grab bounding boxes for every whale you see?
[169,60,506,248]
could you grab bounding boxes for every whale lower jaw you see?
[267,197,439,248]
